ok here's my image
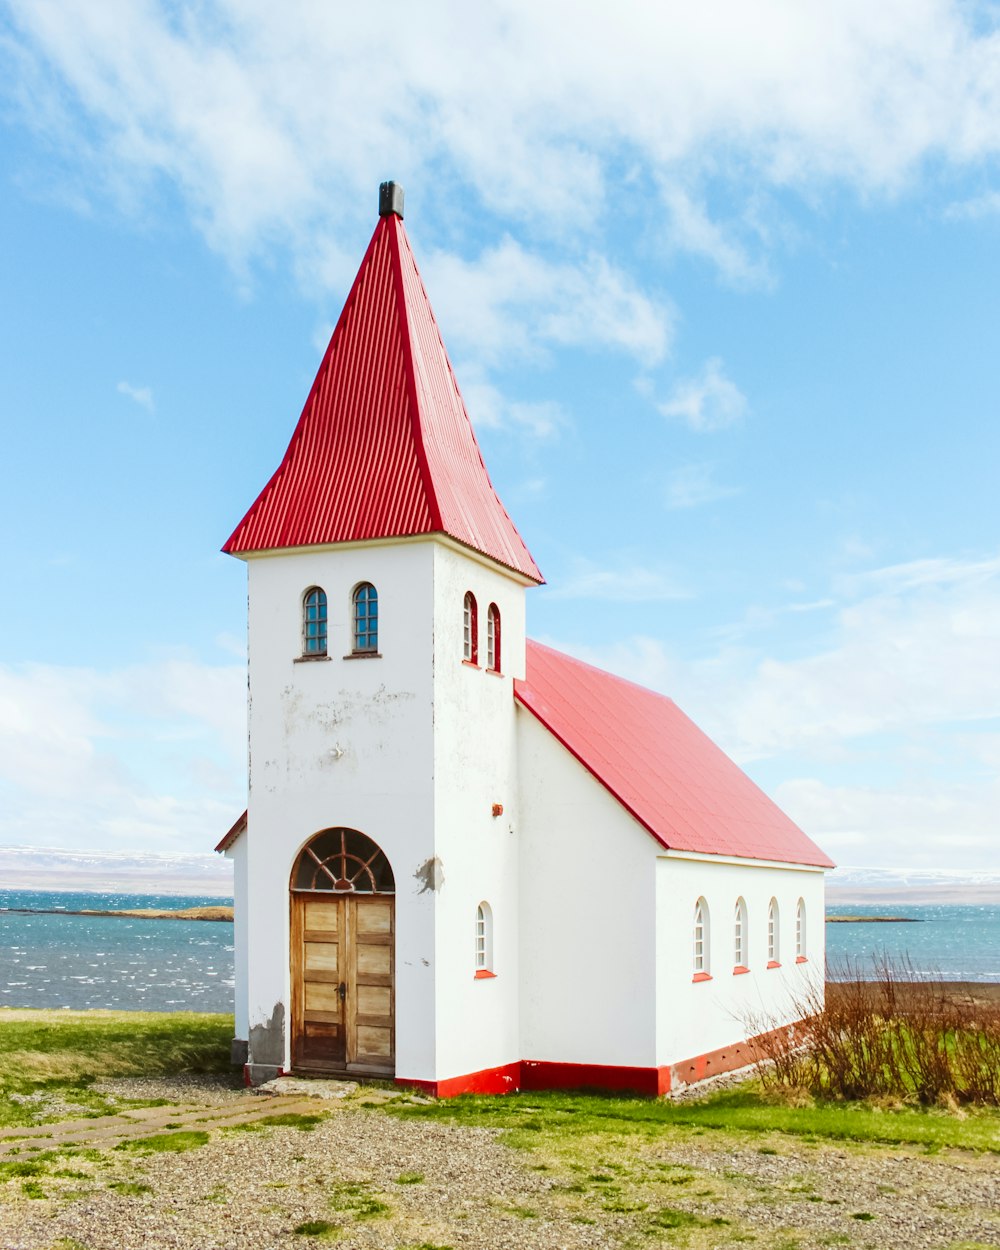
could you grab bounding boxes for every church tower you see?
[224,183,542,1086]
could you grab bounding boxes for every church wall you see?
[244,541,438,1079]
[425,543,527,1081]
[654,855,826,1074]
[517,709,658,1068]
[229,833,249,1046]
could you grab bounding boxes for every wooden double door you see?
[290,892,395,1076]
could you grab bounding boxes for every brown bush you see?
[745,956,1000,1106]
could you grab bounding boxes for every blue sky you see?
[1,1,999,876]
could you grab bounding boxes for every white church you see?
[218,182,833,1095]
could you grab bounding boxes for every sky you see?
[1,1,999,880]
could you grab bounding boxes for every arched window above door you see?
[291,827,395,893]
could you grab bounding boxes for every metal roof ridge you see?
[387,214,444,533]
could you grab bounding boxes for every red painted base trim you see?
[392,1023,804,1100]
[670,1022,792,1088]
[397,1061,521,1098]
[522,1060,672,1097]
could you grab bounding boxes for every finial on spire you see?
[379,181,404,219]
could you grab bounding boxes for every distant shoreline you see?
[825,915,922,923]
[1,906,234,923]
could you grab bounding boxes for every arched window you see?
[475,902,494,977]
[767,898,780,965]
[734,897,748,970]
[302,587,328,656]
[486,603,501,672]
[352,583,378,653]
[291,827,394,893]
[693,897,710,977]
[463,592,478,664]
[796,898,807,961]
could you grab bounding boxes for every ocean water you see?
[2,891,997,1012]
[0,889,234,1013]
[824,902,1000,982]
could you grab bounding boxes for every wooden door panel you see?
[292,891,394,1076]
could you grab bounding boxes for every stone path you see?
[0,1093,331,1157]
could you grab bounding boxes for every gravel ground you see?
[1,1075,997,1250]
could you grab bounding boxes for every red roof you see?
[224,209,541,582]
[215,810,247,854]
[515,641,834,868]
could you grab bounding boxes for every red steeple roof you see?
[223,196,541,582]
[515,641,835,869]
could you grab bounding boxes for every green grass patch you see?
[293,1219,341,1238]
[327,1180,391,1219]
[0,1009,234,1129]
[115,1130,209,1154]
[394,1170,425,1184]
[380,1085,1000,1153]
[110,1180,153,1195]
[224,1111,325,1134]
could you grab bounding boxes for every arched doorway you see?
[289,828,395,1076]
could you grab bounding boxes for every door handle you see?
[338,982,346,1002]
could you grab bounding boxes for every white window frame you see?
[796,897,806,960]
[734,896,748,969]
[768,897,780,964]
[475,902,494,974]
[693,897,710,975]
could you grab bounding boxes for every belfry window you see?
[463,592,478,664]
[302,587,328,656]
[353,583,378,653]
[486,603,501,672]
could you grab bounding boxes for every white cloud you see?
[944,190,1000,220]
[424,240,672,371]
[546,560,690,603]
[660,187,768,286]
[116,379,154,412]
[0,659,245,853]
[7,2,1000,283]
[659,358,748,432]
[542,550,1000,870]
[664,462,740,509]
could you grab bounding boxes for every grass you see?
[327,1180,391,1219]
[224,1112,326,1134]
[381,1086,1000,1154]
[114,1129,210,1153]
[0,1008,233,1129]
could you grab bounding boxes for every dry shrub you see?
[746,956,1000,1106]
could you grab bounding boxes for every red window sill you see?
[795,955,808,964]
[343,651,382,660]
[294,654,331,663]
[767,960,781,969]
[485,667,503,677]
[732,965,750,976]
[462,659,480,669]
[474,969,497,980]
[692,972,712,983]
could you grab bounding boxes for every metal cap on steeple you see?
[378,181,404,219]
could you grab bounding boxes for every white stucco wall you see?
[655,854,826,1068]
[428,544,528,1080]
[228,832,249,1042]
[517,709,658,1068]
[243,539,438,1077]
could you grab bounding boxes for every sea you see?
[0,889,234,1013]
[0,891,997,1012]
